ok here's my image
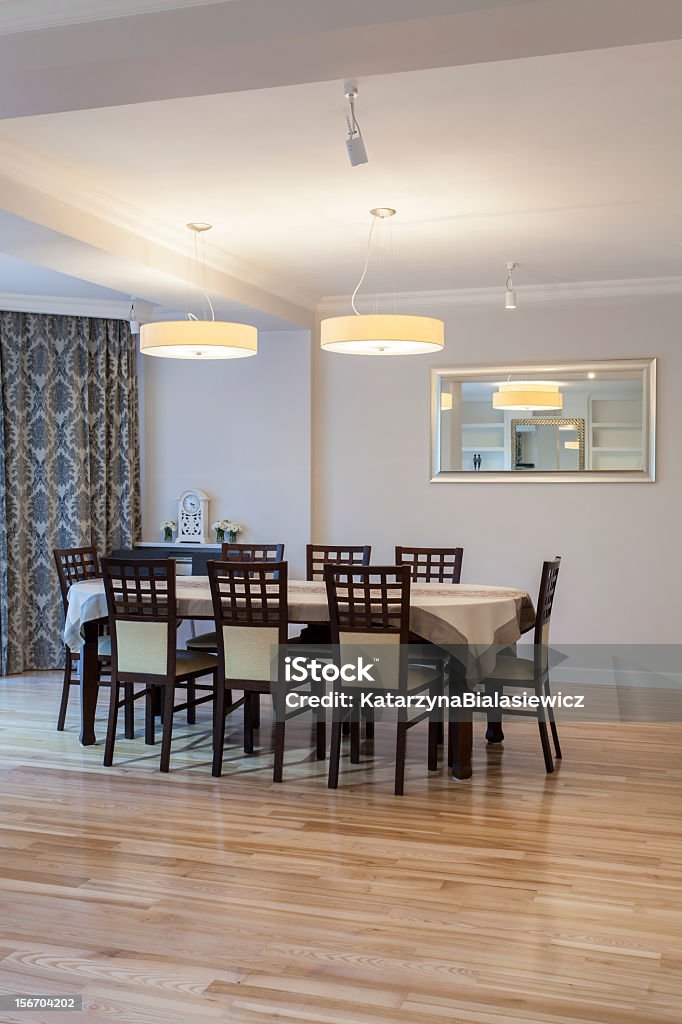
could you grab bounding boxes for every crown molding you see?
[0,292,155,320]
[0,137,317,312]
[317,277,682,314]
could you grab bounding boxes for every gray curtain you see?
[0,312,141,674]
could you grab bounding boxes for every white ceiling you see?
[0,252,126,298]
[0,2,679,324]
[0,0,235,35]
[1,41,679,302]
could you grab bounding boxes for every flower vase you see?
[164,528,173,543]
[215,529,225,544]
[228,531,238,544]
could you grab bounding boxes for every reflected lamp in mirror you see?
[431,359,656,483]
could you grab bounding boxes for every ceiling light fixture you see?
[493,381,563,411]
[140,223,257,360]
[505,262,517,309]
[320,208,444,356]
[344,81,368,167]
[129,298,140,336]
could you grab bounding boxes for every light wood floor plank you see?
[0,673,681,1023]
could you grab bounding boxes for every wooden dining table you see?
[65,577,535,780]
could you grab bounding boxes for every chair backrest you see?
[222,543,284,562]
[395,546,463,584]
[54,546,100,612]
[534,556,562,652]
[306,544,371,582]
[324,564,411,691]
[207,560,288,683]
[101,557,176,680]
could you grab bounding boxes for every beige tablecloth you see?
[64,577,534,679]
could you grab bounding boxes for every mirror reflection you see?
[433,361,654,481]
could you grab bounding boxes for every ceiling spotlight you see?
[129,299,140,335]
[344,81,368,167]
[588,372,596,379]
[505,262,517,309]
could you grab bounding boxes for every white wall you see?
[140,330,311,578]
[312,295,682,643]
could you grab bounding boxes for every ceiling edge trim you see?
[317,277,682,314]
[0,137,317,311]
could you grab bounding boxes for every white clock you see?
[176,488,209,544]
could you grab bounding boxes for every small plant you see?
[160,520,176,542]
[212,519,243,544]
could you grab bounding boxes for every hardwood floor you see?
[0,672,681,1024]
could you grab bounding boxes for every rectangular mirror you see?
[431,359,655,483]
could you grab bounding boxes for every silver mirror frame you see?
[430,358,656,483]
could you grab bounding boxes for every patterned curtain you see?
[0,312,141,674]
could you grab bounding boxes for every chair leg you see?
[212,678,227,778]
[537,715,554,774]
[549,718,562,759]
[57,650,72,731]
[251,694,260,728]
[395,719,408,796]
[244,692,255,755]
[428,719,439,771]
[545,687,562,758]
[316,716,326,760]
[186,679,196,724]
[328,720,343,789]
[124,683,135,739]
[273,721,285,782]
[145,687,155,745]
[349,719,360,764]
[103,678,120,767]
[159,683,175,773]
[485,681,504,743]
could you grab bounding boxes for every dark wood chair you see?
[223,543,285,563]
[208,559,325,781]
[479,557,562,773]
[306,544,371,581]
[101,557,218,772]
[186,543,285,655]
[395,546,463,584]
[299,545,372,649]
[324,564,442,796]
[53,546,119,732]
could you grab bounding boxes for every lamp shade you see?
[492,381,563,411]
[320,314,444,356]
[140,320,257,359]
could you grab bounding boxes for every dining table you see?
[65,577,535,780]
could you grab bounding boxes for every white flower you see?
[160,520,176,530]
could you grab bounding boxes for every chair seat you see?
[175,649,218,677]
[186,631,218,651]
[407,663,442,690]
[487,655,536,683]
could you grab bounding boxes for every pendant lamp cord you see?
[187,227,216,322]
[351,213,378,315]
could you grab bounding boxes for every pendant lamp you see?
[140,223,258,360]
[320,209,444,356]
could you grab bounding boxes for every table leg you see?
[450,718,473,780]
[79,620,100,746]
[448,660,473,780]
